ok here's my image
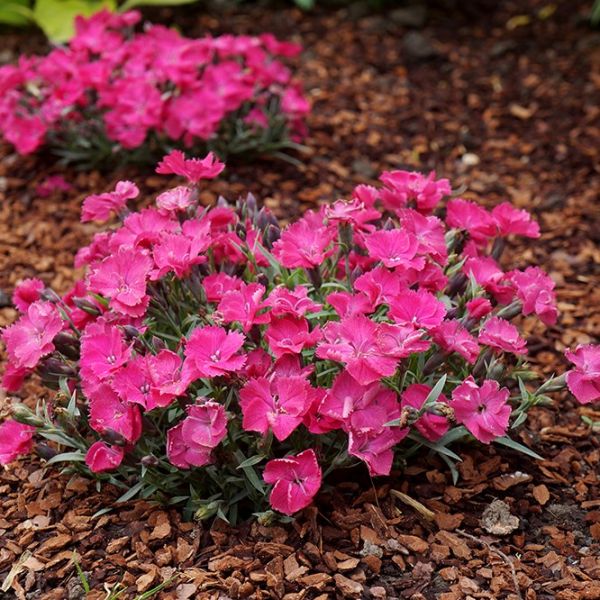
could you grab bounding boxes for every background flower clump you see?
[0,10,309,168]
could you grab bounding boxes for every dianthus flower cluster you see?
[1,153,594,519]
[0,11,308,165]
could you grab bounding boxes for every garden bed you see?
[0,0,599,598]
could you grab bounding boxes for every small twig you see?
[390,489,435,521]
[456,529,523,600]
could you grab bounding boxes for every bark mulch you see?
[1,1,599,598]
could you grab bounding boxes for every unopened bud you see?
[350,266,363,286]
[72,297,101,315]
[102,428,128,447]
[12,403,44,427]
[141,454,159,467]
[41,289,61,303]
[235,222,247,241]
[496,301,522,320]
[122,325,141,340]
[264,223,281,248]
[245,192,257,216]
[36,443,57,460]
[53,332,80,359]
[39,358,77,382]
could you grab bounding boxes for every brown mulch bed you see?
[1,1,599,598]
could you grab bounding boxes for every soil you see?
[0,1,599,598]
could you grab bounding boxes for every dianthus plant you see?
[0,10,308,167]
[1,152,596,521]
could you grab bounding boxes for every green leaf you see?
[46,450,86,465]
[0,1,34,26]
[494,436,543,460]
[33,0,115,43]
[119,0,198,11]
[294,0,314,10]
[424,374,447,407]
[116,480,144,503]
[236,454,265,469]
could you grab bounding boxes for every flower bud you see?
[123,325,141,340]
[141,454,159,467]
[102,428,128,447]
[41,288,61,303]
[495,301,522,320]
[53,332,80,359]
[35,443,57,460]
[264,224,281,248]
[72,297,101,315]
[12,403,44,427]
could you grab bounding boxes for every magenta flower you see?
[111,207,178,250]
[326,291,373,318]
[181,402,228,450]
[380,170,451,214]
[510,267,558,325]
[241,348,272,379]
[80,321,132,382]
[156,150,225,183]
[88,383,142,444]
[240,375,313,440]
[167,422,213,470]
[263,449,322,515]
[35,174,72,198]
[217,283,270,332]
[565,344,600,404]
[354,267,403,308]
[152,233,208,279]
[317,315,399,385]
[348,427,407,476]
[202,273,244,303]
[432,320,480,364]
[183,326,246,380]
[446,199,496,243]
[398,209,448,264]
[264,286,322,318]
[272,218,337,269]
[0,419,35,465]
[466,297,493,320]
[265,316,321,359]
[492,202,540,238]
[88,249,153,317]
[2,301,63,369]
[147,350,188,408]
[319,371,400,434]
[81,180,139,223]
[85,441,125,473]
[112,356,154,409]
[2,363,30,392]
[156,186,194,212]
[401,383,449,442]
[12,278,44,312]
[450,377,511,443]
[479,317,527,355]
[325,198,379,231]
[389,288,447,330]
[464,257,514,304]
[364,229,423,271]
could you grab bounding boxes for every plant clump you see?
[1,152,596,521]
